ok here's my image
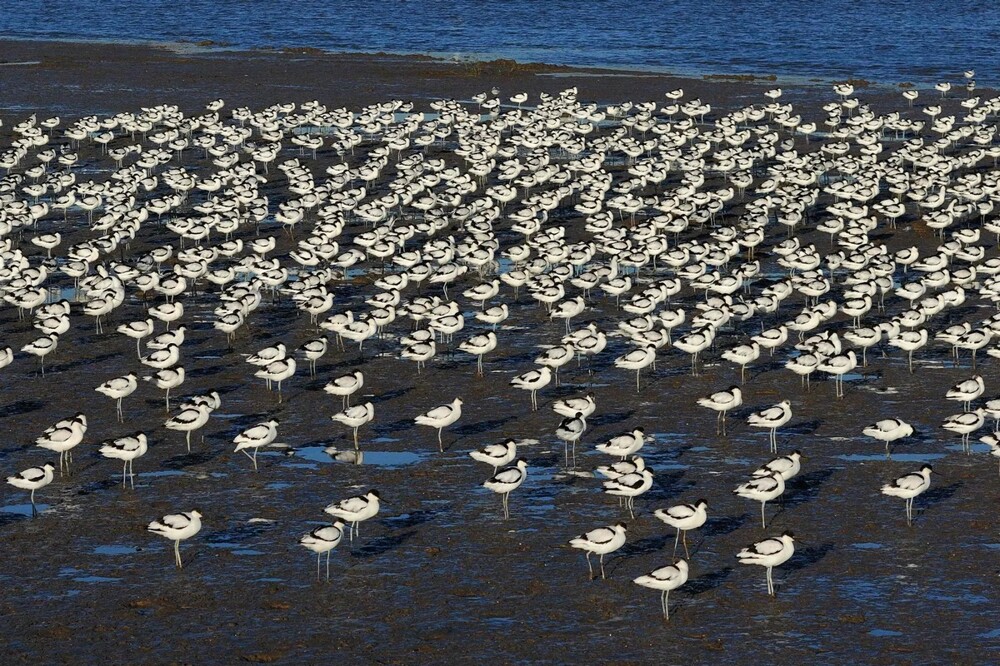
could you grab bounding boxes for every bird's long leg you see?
[186,430,191,452]
[761,501,767,529]
[122,462,128,487]
[438,428,444,453]
[316,552,321,581]
[252,448,259,471]
[175,540,182,568]
[130,459,136,489]
[673,529,680,555]
[30,489,36,515]
[665,589,671,620]
[683,530,690,559]
[585,552,593,579]
[600,553,606,580]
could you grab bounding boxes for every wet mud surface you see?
[0,40,999,665]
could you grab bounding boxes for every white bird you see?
[148,510,203,568]
[254,357,296,401]
[734,472,785,528]
[458,331,498,376]
[233,419,280,470]
[942,408,986,453]
[331,402,374,450]
[737,531,796,596]
[21,333,58,375]
[654,499,708,558]
[633,559,689,620]
[556,412,587,467]
[510,366,552,411]
[817,350,857,398]
[568,522,628,580]
[483,459,528,519]
[300,521,346,581]
[140,343,180,370]
[323,369,364,408]
[414,398,463,451]
[697,386,742,435]
[552,393,596,419]
[752,450,802,482]
[614,344,656,392]
[6,463,55,515]
[881,465,933,526]
[165,402,212,451]
[99,432,148,488]
[143,366,185,411]
[324,490,381,542]
[603,468,654,519]
[596,427,646,459]
[722,341,760,383]
[863,418,913,457]
[747,399,792,453]
[95,373,138,422]
[36,413,87,475]
[946,375,985,411]
[469,438,517,473]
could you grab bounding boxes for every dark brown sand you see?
[1,39,999,665]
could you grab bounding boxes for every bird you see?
[614,344,656,392]
[552,393,596,419]
[556,412,588,467]
[99,432,148,488]
[510,366,552,411]
[254,357,296,401]
[569,522,628,580]
[6,463,55,515]
[300,521,346,581]
[414,398,463,451]
[942,408,986,453]
[147,510,203,568]
[746,400,792,453]
[95,373,138,422]
[21,333,58,375]
[323,369,364,408]
[817,351,857,398]
[654,499,709,558]
[734,472,785,528]
[233,419,280,470]
[881,465,933,526]
[458,331,498,376]
[737,531,796,596]
[946,375,985,411]
[324,490,381,542]
[697,386,743,435]
[36,413,87,475]
[483,459,528,519]
[143,366,185,411]
[603,468,654,518]
[752,451,802,482]
[863,418,914,457]
[596,427,646,459]
[633,559,689,621]
[469,438,517,473]
[164,402,212,451]
[331,402,375,450]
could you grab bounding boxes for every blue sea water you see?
[0,0,997,86]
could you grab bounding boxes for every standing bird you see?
[603,468,654,519]
[300,521,346,581]
[469,438,517,473]
[752,451,802,482]
[862,418,913,457]
[99,432,148,488]
[654,499,709,558]
[143,366,185,411]
[881,465,933,526]
[614,344,656,392]
[95,373,138,422]
[147,510,203,568]
[556,412,588,467]
[6,463,55,515]
[331,402,375,450]
[36,413,87,475]
[747,400,792,453]
[233,419,280,470]
[569,522,628,580]
[946,375,985,411]
[510,366,552,411]
[164,402,212,451]
[324,490,381,542]
[734,472,785,528]
[323,370,364,408]
[697,386,743,435]
[737,531,796,596]
[483,459,528,519]
[633,559,689,621]
[414,398,463,451]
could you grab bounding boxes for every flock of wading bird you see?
[3,70,1000,619]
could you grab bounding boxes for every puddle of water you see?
[837,453,946,463]
[142,470,186,478]
[0,503,49,516]
[944,443,991,454]
[74,575,121,583]
[980,628,1000,639]
[233,549,265,556]
[852,542,884,550]
[93,545,139,555]
[869,629,903,637]
[266,482,292,490]
[294,446,426,467]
